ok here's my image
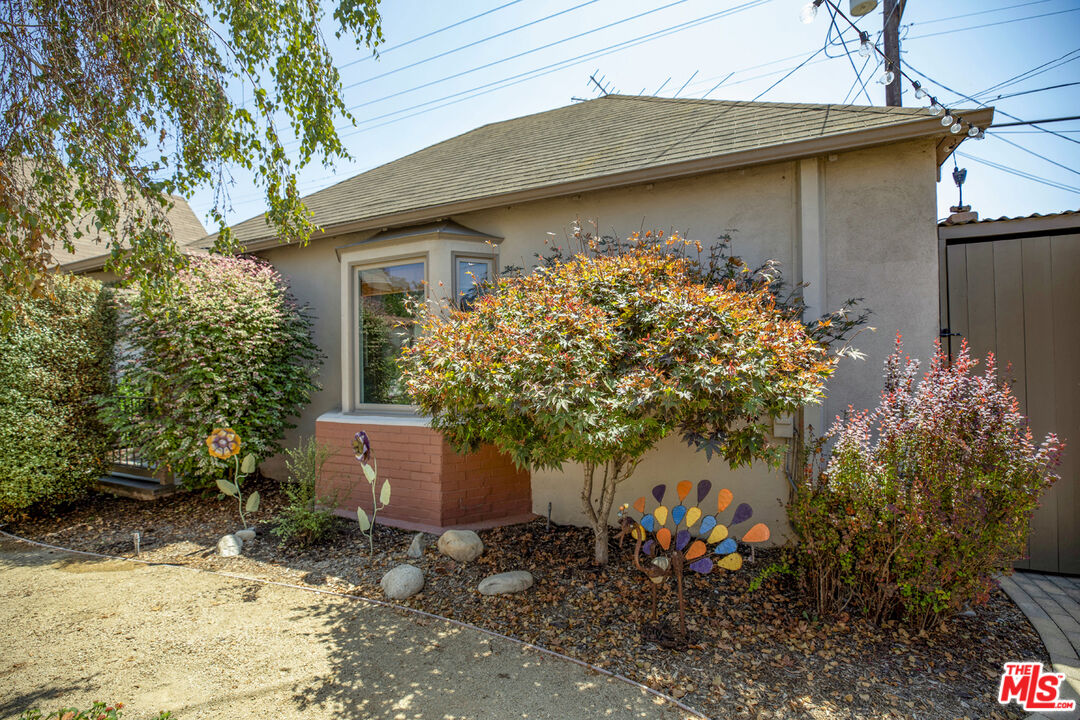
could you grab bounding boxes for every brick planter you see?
[315,413,534,533]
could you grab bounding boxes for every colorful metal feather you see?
[616,482,771,642]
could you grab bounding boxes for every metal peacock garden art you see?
[616,479,770,646]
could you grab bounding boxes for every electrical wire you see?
[337,0,530,71]
[982,81,1080,103]
[333,0,721,119]
[905,7,1080,41]
[339,0,608,92]
[825,0,874,105]
[956,152,1080,195]
[974,48,1080,98]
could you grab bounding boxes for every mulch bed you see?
[8,477,1047,720]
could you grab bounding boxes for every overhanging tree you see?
[400,237,839,564]
[0,0,382,321]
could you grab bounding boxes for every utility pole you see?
[882,0,905,106]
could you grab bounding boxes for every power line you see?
[956,152,1080,195]
[982,81,1080,103]
[339,0,606,92]
[993,115,1080,127]
[905,7,1080,41]
[339,0,702,114]
[337,0,530,71]
[974,47,1080,98]
[906,0,1052,28]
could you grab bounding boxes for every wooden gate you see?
[940,222,1079,574]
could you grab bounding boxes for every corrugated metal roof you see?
[939,209,1080,227]
[194,94,974,249]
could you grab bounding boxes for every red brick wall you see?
[315,419,533,533]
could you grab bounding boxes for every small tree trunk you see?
[593,524,610,565]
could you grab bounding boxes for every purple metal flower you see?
[352,431,371,463]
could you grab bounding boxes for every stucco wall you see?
[254,137,941,541]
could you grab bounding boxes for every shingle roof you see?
[200,94,988,249]
[56,195,207,271]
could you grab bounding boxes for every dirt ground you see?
[0,537,693,720]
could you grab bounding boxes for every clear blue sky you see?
[187,0,1080,231]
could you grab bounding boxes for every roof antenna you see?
[653,76,672,95]
[588,71,613,97]
[673,70,699,98]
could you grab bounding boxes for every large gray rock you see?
[235,528,256,542]
[380,564,425,600]
[217,534,242,557]
[437,529,484,562]
[478,571,534,596]
[406,532,427,559]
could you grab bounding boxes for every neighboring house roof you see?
[938,209,1080,241]
[193,94,993,251]
[56,194,207,274]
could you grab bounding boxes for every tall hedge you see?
[0,275,115,517]
[101,255,320,487]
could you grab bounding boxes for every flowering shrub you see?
[0,274,115,517]
[789,337,1064,630]
[100,255,320,487]
[401,238,835,564]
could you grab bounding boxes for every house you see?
[191,94,996,540]
[939,210,1079,574]
[57,194,208,499]
[55,194,208,281]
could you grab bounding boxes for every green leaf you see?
[241,453,256,475]
[216,477,239,498]
[245,490,260,513]
[379,480,391,506]
[357,507,370,531]
[362,463,376,482]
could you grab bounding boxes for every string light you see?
[802,0,986,140]
[800,0,823,24]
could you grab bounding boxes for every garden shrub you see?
[100,255,320,488]
[0,275,115,517]
[19,702,170,719]
[272,436,339,547]
[401,233,838,564]
[789,337,1064,630]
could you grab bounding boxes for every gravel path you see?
[0,537,693,720]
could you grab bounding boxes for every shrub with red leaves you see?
[790,336,1064,630]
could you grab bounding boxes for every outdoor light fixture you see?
[878,69,895,85]
[913,82,927,100]
[967,126,981,138]
[850,0,879,16]
[929,101,944,116]
[941,112,955,126]
[858,31,872,57]
[950,120,964,134]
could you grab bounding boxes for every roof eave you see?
[238,108,994,253]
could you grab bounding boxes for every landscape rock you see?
[437,529,484,562]
[235,528,256,542]
[217,534,242,557]
[406,532,427,559]
[380,564,425,600]
[478,570,534,596]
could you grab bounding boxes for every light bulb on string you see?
[913,83,927,100]
[858,31,872,58]
[800,1,820,23]
[878,70,895,85]
[929,101,944,116]
[941,112,954,127]
[950,121,964,134]
[967,126,981,138]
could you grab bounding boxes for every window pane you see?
[456,258,491,310]
[358,261,424,404]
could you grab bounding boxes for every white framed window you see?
[337,221,501,414]
[453,254,494,310]
[356,260,425,406]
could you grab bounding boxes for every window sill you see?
[316,409,431,427]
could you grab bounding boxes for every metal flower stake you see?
[616,480,770,645]
[206,427,260,530]
[353,431,390,555]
